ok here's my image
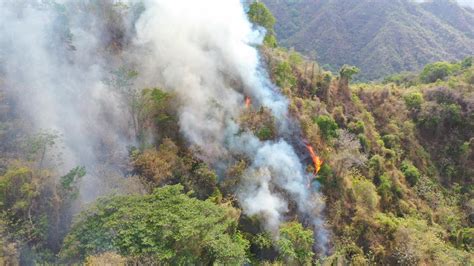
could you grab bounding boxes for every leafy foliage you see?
[1,3,473,265]
[262,0,474,80]
[314,115,338,140]
[276,222,314,265]
[248,1,277,47]
[420,61,461,83]
[60,185,249,264]
[339,65,360,81]
[248,2,276,32]
[401,160,421,186]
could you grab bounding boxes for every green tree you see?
[339,65,360,81]
[460,56,472,69]
[401,160,420,186]
[352,176,380,218]
[60,185,249,264]
[420,62,460,83]
[247,2,276,32]
[277,222,314,265]
[247,2,277,47]
[404,92,424,110]
[274,61,297,88]
[314,115,339,140]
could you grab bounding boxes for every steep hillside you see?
[263,0,474,80]
[0,1,472,265]
[421,0,474,38]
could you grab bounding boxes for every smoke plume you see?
[131,0,328,251]
[0,0,329,253]
[0,1,138,201]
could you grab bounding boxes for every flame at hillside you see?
[0,0,330,256]
[133,0,329,254]
[306,144,323,174]
[245,96,251,108]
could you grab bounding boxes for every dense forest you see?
[0,1,473,265]
[262,0,474,80]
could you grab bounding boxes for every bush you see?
[443,103,462,126]
[420,62,460,83]
[60,185,249,264]
[352,176,380,218]
[348,121,365,135]
[464,70,474,85]
[378,173,394,207]
[317,163,332,185]
[339,65,360,81]
[368,155,385,180]
[274,62,297,88]
[277,222,314,265]
[247,2,276,32]
[404,92,424,110]
[314,115,339,140]
[382,134,400,149]
[383,72,418,87]
[460,56,472,69]
[401,161,421,186]
[257,126,273,141]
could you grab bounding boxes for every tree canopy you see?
[60,185,249,264]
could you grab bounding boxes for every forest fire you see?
[245,96,251,108]
[306,144,323,174]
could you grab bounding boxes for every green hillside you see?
[263,0,474,80]
[0,1,472,265]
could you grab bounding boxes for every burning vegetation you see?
[245,95,251,108]
[306,143,323,174]
[0,1,472,265]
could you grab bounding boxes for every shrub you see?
[420,62,460,83]
[247,2,276,32]
[401,161,421,186]
[352,176,380,218]
[277,222,314,265]
[257,126,273,140]
[317,163,332,185]
[460,56,472,69]
[404,92,424,110]
[382,134,400,149]
[60,185,249,264]
[314,115,339,140]
[368,155,385,181]
[383,72,418,87]
[378,173,393,207]
[464,70,474,85]
[274,62,297,88]
[339,65,360,81]
[348,121,365,135]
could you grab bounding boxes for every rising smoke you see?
[0,1,138,201]
[0,0,329,253]
[132,0,328,252]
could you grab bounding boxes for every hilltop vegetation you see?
[262,0,474,80]
[260,42,473,264]
[0,1,473,265]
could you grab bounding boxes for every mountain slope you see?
[263,0,474,80]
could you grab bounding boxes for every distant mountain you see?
[262,0,474,80]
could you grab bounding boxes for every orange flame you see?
[245,96,251,108]
[306,144,323,174]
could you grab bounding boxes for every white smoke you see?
[414,0,474,8]
[131,0,328,251]
[0,0,329,253]
[0,1,137,201]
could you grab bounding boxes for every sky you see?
[415,0,474,8]
[457,0,474,8]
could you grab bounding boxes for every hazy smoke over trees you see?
[0,1,138,202]
[131,0,328,251]
[0,0,329,252]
